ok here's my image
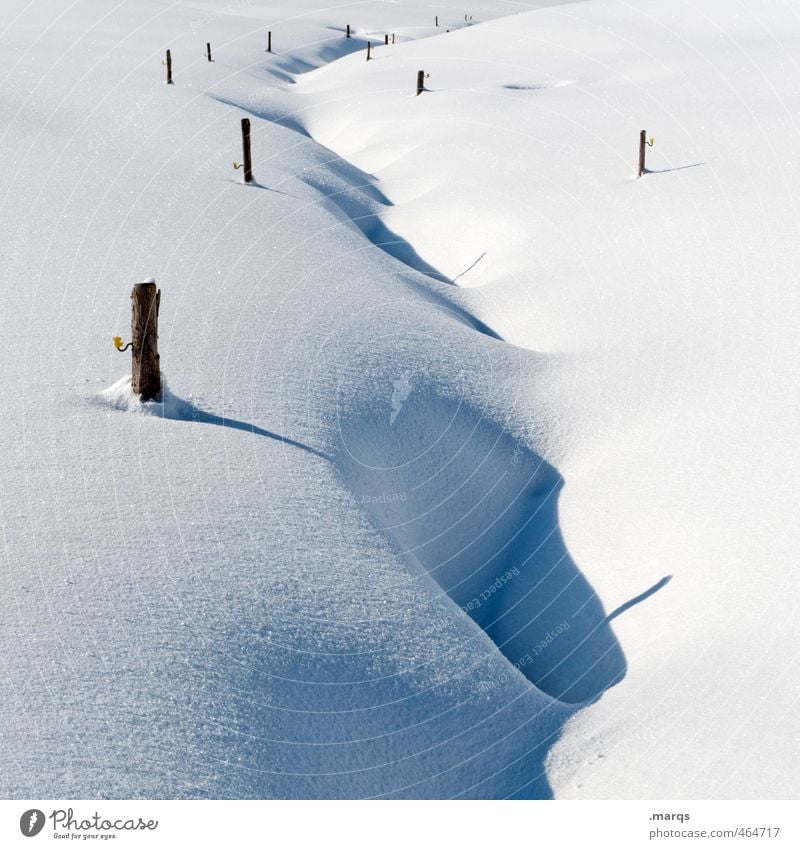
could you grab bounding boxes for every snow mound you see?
[99,374,194,419]
[335,384,626,704]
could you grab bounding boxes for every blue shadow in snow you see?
[606,575,672,622]
[188,408,330,462]
[149,390,331,462]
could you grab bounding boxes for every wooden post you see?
[346,24,350,38]
[384,34,389,45]
[206,42,212,62]
[241,118,253,184]
[392,33,395,44]
[417,69,425,96]
[267,31,272,53]
[165,49,173,85]
[131,282,161,401]
[638,129,647,177]
[435,15,439,26]
[366,41,372,61]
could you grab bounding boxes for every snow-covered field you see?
[1,0,799,799]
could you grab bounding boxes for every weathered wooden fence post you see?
[267,31,272,53]
[417,69,425,96]
[435,15,439,27]
[131,281,161,401]
[241,118,253,184]
[392,33,395,44]
[638,130,646,177]
[384,34,389,45]
[165,49,173,84]
[346,24,351,38]
[366,41,372,61]
[206,42,212,62]
[638,130,653,177]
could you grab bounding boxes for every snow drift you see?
[1,0,798,800]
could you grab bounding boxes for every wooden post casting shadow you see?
[241,117,253,184]
[638,130,646,177]
[131,281,161,401]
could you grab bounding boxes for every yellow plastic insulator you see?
[113,336,124,350]
[233,161,241,170]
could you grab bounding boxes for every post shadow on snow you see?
[502,83,552,91]
[186,408,331,461]
[145,388,331,461]
[606,574,672,622]
[452,251,487,283]
[224,176,298,198]
[645,162,704,175]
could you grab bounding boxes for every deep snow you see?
[1,0,799,799]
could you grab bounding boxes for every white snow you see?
[1,0,799,799]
